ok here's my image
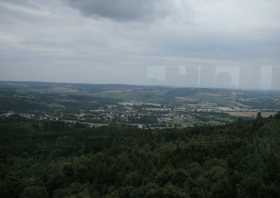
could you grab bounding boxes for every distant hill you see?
[1,81,280,112]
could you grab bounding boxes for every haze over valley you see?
[1,1,280,198]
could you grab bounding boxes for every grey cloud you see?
[0,0,36,7]
[0,0,279,88]
[65,0,171,22]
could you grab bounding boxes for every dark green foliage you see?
[1,116,280,197]
[20,186,48,198]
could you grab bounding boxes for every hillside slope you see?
[1,114,280,198]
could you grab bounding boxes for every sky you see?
[0,0,279,89]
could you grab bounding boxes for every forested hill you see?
[1,114,280,198]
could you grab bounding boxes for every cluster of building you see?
[0,101,267,129]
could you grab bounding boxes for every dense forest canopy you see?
[1,114,280,198]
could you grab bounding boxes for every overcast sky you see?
[0,0,279,88]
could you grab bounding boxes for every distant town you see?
[1,81,279,129]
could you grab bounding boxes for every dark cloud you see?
[65,0,170,22]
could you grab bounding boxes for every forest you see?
[1,114,280,198]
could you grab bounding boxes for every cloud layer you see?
[65,0,171,22]
[0,0,279,88]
